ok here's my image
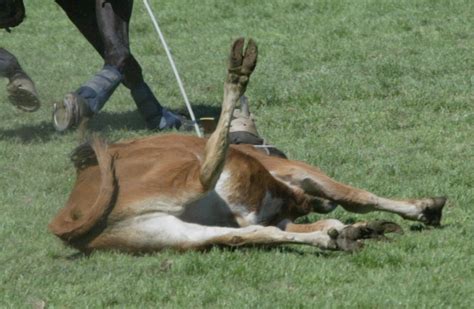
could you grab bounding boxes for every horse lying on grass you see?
[49,38,447,253]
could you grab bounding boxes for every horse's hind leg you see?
[300,170,446,226]
[261,158,447,226]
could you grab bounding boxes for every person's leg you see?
[0,47,40,112]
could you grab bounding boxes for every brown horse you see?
[49,38,446,254]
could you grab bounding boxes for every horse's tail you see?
[48,136,118,244]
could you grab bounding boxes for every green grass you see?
[1,0,473,307]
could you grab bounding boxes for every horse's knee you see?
[104,48,144,89]
[310,197,338,214]
[104,46,131,70]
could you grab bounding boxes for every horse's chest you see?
[215,171,284,227]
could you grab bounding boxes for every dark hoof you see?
[335,227,364,252]
[227,38,258,93]
[228,38,258,76]
[332,220,403,252]
[421,196,447,227]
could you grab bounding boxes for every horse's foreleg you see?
[96,0,182,130]
[54,0,180,130]
[0,48,40,112]
[53,0,122,130]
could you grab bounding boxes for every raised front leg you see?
[200,38,257,190]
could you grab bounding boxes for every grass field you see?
[1,0,473,307]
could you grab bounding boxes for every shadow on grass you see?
[174,102,222,120]
[409,223,450,232]
[231,245,342,258]
[0,120,55,143]
[49,244,344,261]
[177,245,344,258]
[0,104,221,143]
[51,252,89,261]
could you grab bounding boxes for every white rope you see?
[143,0,202,137]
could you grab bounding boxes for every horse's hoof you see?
[336,226,364,252]
[419,196,447,227]
[7,77,40,112]
[53,93,91,132]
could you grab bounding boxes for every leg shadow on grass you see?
[88,103,221,133]
[409,223,449,232]
[0,120,56,143]
[174,103,222,120]
[0,103,222,143]
[201,246,343,257]
[0,110,144,144]
[50,245,339,260]
[50,252,89,261]
[209,245,339,258]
